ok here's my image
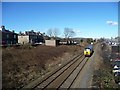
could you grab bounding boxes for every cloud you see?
[106,21,118,26]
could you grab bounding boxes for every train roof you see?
[85,44,93,49]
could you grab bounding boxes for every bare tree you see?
[64,28,75,39]
[47,29,53,37]
[47,28,59,39]
[53,28,59,38]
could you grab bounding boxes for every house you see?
[0,25,18,46]
[18,30,44,44]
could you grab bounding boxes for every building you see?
[111,45,120,53]
[45,39,60,46]
[0,26,18,45]
[18,30,44,44]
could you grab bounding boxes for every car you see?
[111,60,120,68]
[114,72,120,76]
[112,66,120,73]
[114,72,120,84]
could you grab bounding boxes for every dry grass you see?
[2,45,83,88]
[92,43,118,88]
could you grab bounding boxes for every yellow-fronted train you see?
[84,44,94,57]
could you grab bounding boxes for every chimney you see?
[12,30,15,33]
[1,25,5,30]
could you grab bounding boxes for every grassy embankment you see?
[92,43,118,88]
[2,44,85,88]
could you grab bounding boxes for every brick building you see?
[0,26,18,46]
[18,30,44,44]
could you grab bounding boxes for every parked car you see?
[112,60,120,68]
[112,66,120,73]
[114,72,120,84]
[114,72,120,76]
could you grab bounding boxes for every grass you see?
[92,43,118,88]
[2,45,84,88]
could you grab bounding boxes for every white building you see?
[45,40,60,46]
[18,35,30,44]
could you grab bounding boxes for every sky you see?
[2,2,118,39]
[2,0,120,2]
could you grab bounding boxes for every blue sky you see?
[2,2,118,38]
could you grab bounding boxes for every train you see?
[84,44,94,57]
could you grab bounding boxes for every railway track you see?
[23,53,89,89]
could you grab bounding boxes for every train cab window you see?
[86,49,90,51]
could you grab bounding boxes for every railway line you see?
[23,52,89,89]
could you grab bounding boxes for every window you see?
[6,34,9,38]
[14,41,16,44]
[11,41,12,44]
[14,35,16,38]
[7,41,9,44]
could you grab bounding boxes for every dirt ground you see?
[2,44,86,88]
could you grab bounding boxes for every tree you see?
[80,39,83,43]
[52,28,59,38]
[47,28,59,39]
[93,39,96,42]
[86,38,93,44]
[47,29,53,37]
[99,38,105,42]
[64,28,75,39]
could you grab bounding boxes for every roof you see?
[2,30,18,35]
[114,65,119,69]
[85,44,93,49]
[0,25,18,34]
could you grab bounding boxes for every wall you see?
[45,40,56,46]
[18,35,29,44]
